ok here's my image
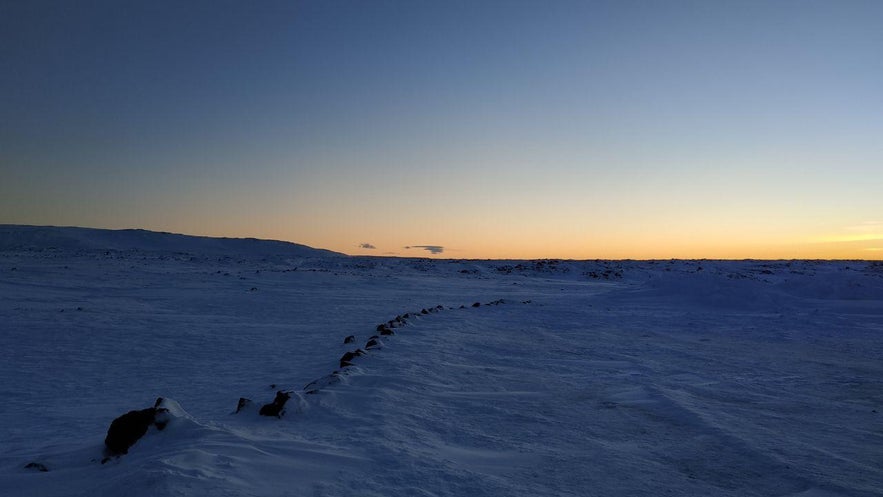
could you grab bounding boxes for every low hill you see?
[0,225,343,258]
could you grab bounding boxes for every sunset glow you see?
[2,1,881,260]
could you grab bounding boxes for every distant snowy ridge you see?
[0,225,343,258]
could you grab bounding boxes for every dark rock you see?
[24,462,48,472]
[365,338,380,349]
[403,313,411,319]
[104,402,160,455]
[421,308,429,314]
[369,335,379,340]
[340,350,364,368]
[472,302,481,307]
[436,305,443,310]
[459,305,466,309]
[344,335,356,344]
[236,397,253,413]
[376,324,389,332]
[259,391,291,417]
[380,328,395,336]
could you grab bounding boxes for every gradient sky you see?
[2,0,881,259]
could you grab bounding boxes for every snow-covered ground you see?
[1,227,881,496]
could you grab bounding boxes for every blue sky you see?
[2,0,881,258]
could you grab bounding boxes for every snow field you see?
[1,241,882,496]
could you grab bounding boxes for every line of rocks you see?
[235,304,457,417]
[244,299,523,412]
[34,298,529,471]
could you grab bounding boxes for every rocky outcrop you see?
[259,391,291,417]
[339,349,366,368]
[24,462,48,472]
[104,397,168,456]
[235,397,253,413]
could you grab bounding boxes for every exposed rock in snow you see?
[104,404,158,455]
[258,391,291,418]
[339,349,365,369]
[24,462,48,472]
[235,397,253,413]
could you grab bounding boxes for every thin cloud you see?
[816,234,883,244]
[405,245,444,255]
[814,221,883,244]
[359,243,376,249]
[846,221,883,232]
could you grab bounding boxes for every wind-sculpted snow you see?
[1,234,882,496]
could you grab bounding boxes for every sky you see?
[1,0,881,259]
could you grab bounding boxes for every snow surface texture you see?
[1,227,882,496]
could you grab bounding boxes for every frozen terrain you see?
[1,226,881,496]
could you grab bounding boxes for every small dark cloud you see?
[359,243,376,249]
[405,245,445,255]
